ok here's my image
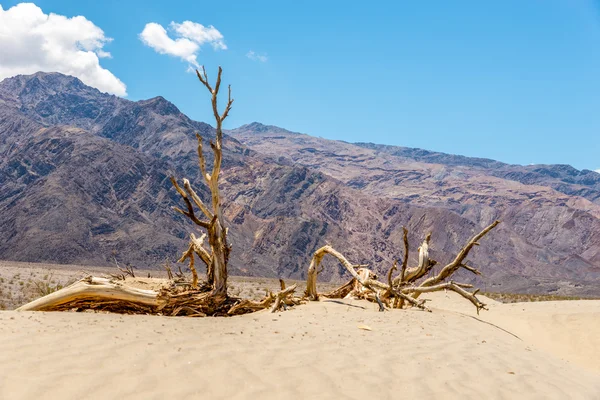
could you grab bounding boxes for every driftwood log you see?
[16,277,162,312]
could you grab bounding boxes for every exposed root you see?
[306,221,500,313]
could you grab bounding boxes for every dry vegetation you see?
[482,291,600,303]
[0,262,99,310]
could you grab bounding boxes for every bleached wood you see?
[416,221,500,294]
[404,282,487,313]
[178,243,199,288]
[16,277,163,312]
[395,233,434,284]
[183,178,213,220]
[271,284,298,313]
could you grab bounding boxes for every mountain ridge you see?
[1,72,599,296]
[235,121,600,200]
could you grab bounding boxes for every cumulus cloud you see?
[595,169,600,174]
[140,20,226,69]
[246,50,268,63]
[0,2,127,96]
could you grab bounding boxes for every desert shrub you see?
[482,291,598,303]
[31,274,75,297]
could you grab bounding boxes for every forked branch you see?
[416,220,500,291]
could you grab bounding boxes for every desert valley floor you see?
[1,262,599,399]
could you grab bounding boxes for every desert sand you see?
[1,290,599,399]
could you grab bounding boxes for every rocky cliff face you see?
[1,72,599,295]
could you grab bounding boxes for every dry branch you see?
[415,220,500,295]
[400,227,409,281]
[228,296,274,316]
[271,284,298,313]
[321,278,356,299]
[404,282,487,313]
[305,246,386,311]
[177,243,199,288]
[163,258,174,280]
[395,233,436,284]
[305,245,383,300]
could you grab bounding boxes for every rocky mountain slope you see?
[229,123,600,293]
[1,72,598,295]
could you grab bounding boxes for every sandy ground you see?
[1,290,599,399]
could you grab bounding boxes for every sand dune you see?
[1,292,599,399]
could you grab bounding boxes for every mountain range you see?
[1,72,599,295]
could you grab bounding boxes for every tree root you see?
[306,221,499,313]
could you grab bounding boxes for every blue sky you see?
[1,1,599,171]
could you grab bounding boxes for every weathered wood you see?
[305,245,389,311]
[228,296,274,316]
[177,243,199,288]
[271,284,298,313]
[16,277,164,311]
[305,247,329,300]
[395,233,434,284]
[306,246,380,300]
[400,227,409,281]
[306,220,499,313]
[321,278,356,299]
[415,220,500,296]
[404,282,487,313]
[183,178,213,220]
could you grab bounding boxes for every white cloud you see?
[0,3,127,96]
[171,21,226,50]
[246,50,268,63]
[595,169,600,174]
[140,20,226,69]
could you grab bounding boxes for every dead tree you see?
[305,221,500,314]
[16,67,295,316]
[170,66,233,296]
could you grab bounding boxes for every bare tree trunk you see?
[172,66,234,297]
